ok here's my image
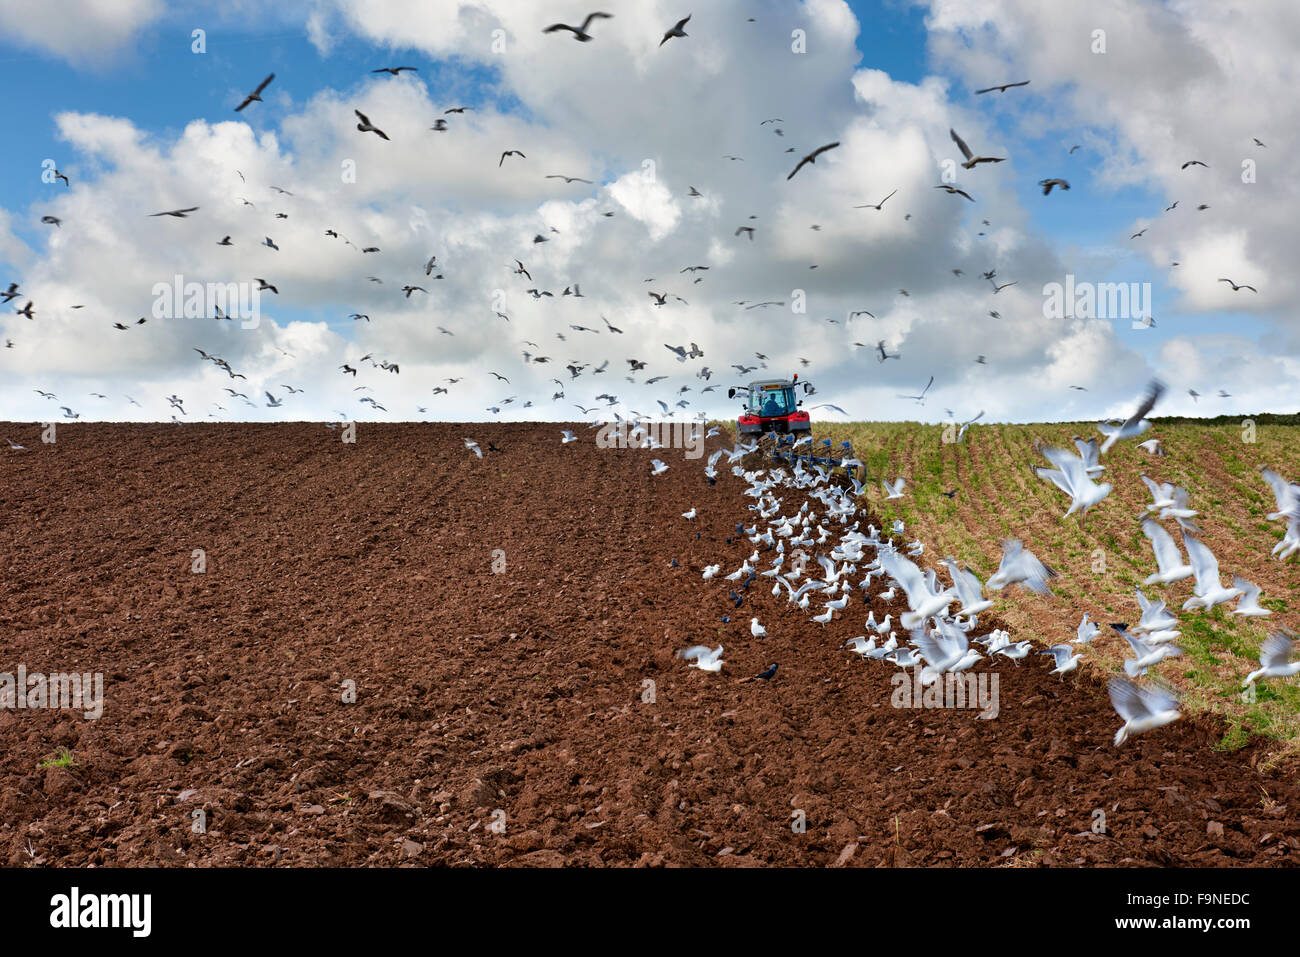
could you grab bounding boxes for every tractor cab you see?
[729,375,813,435]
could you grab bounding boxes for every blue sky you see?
[0,0,1292,423]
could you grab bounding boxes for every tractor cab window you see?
[750,387,795,417]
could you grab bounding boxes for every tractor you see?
[728,374,814,436]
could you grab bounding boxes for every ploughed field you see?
[0,421,1296,867]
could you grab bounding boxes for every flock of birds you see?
[663,379,1299,747]
[3,10,1271,427]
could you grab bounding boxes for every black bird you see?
[372,66,417,75]
[340,364,357,376]
[974,80,1029,95]
[234,73,274,111]
[543,12,613,42]
[787,142,840,180]
[1038,178,1069,195]
[660,14,691,46]
[354,110,390,140]
[739,664,778,684]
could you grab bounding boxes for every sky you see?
[0,0,1297,425]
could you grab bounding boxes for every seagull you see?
[560,430,578,444]
[949,128,1004,168]
[354,110,390,140]
[1218,278,1257,293]
[679,645,724,672]
[882,478,905,500]
[986,538,1056,595]
[1098,379,1164,453]
[4,438,27,451]
[935,184,974,201]
[546,174,593,184]
[854,189,898,211]
[974,80,1030,94]
[1181,160,1209,169]
[942,558,993,618]
[543,11,614,42]
[372,65,417,75]
[897,376,934,404]
[1137,439,1165,456]
[264,392,283,408]
[1230,577,1272,618]
[1140,519,1194,585]
[1040,644,1082,677]
[660,15,691,46]
[875,340,899,362]
[650,459,669,476]
[787,142,840,180]
[1038,178,1069,195]
[681,508,696,521]
[1120,629,1182,677]
[750,618,766,638]
[149,207,199,218]
[464,438,483,459]
[1032,443,1112,522]
[1075,613,1101,644]
[1243,631,1300,686]
[41,215,61,227]
[234,73,274,111]
[1181,534,1244,611]
[500,150,526,166]
[1109,677,1181,747]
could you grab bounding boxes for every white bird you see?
[1243,631,1300,686]
[1098,379,1165,453]
[682,507,696,521]
[650,459,669,476]
[1109,677,1181,746]
[843,636,876,657]
[812,607,834,625]
[995,640,1034,661]
[941,558,993,618]
[879,550,953,629]
[1137,438,1165,456]
[1133,588,1180,635]
[701,564,720,579]
[750,618,766,638]
[882,477,905,499]
[464,438,483,459]
[1040,643,1082,676]
[1181,534,1244,611]
[679,645,724,673]
[1140,518,1194,585]
[1075,613,1101,644]
[4,438,27,451]
[1120,630,1183,677]
[1032,443,1112,522]
[986,538,1057,595]
[561,429,578,444]
[1230,577,1271,617]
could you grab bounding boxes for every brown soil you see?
[0,422,1296,867]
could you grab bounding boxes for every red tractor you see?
[729,374,814,436]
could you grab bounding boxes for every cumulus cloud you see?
[0,0,1296,424]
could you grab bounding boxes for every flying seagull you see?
[543,12,614,42]
[1038,178,1070,195]
[372,66,417,75]
[149,207,199,218]
[355,110,390,140]
[234,73,274,111]
[787,142,840,180]
[500,150,526,166]
[950,128,1004,168]
[660,14,691,46]
[854,189,897,210]
[974,80,1029,95]
[1218,278,1257,293]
